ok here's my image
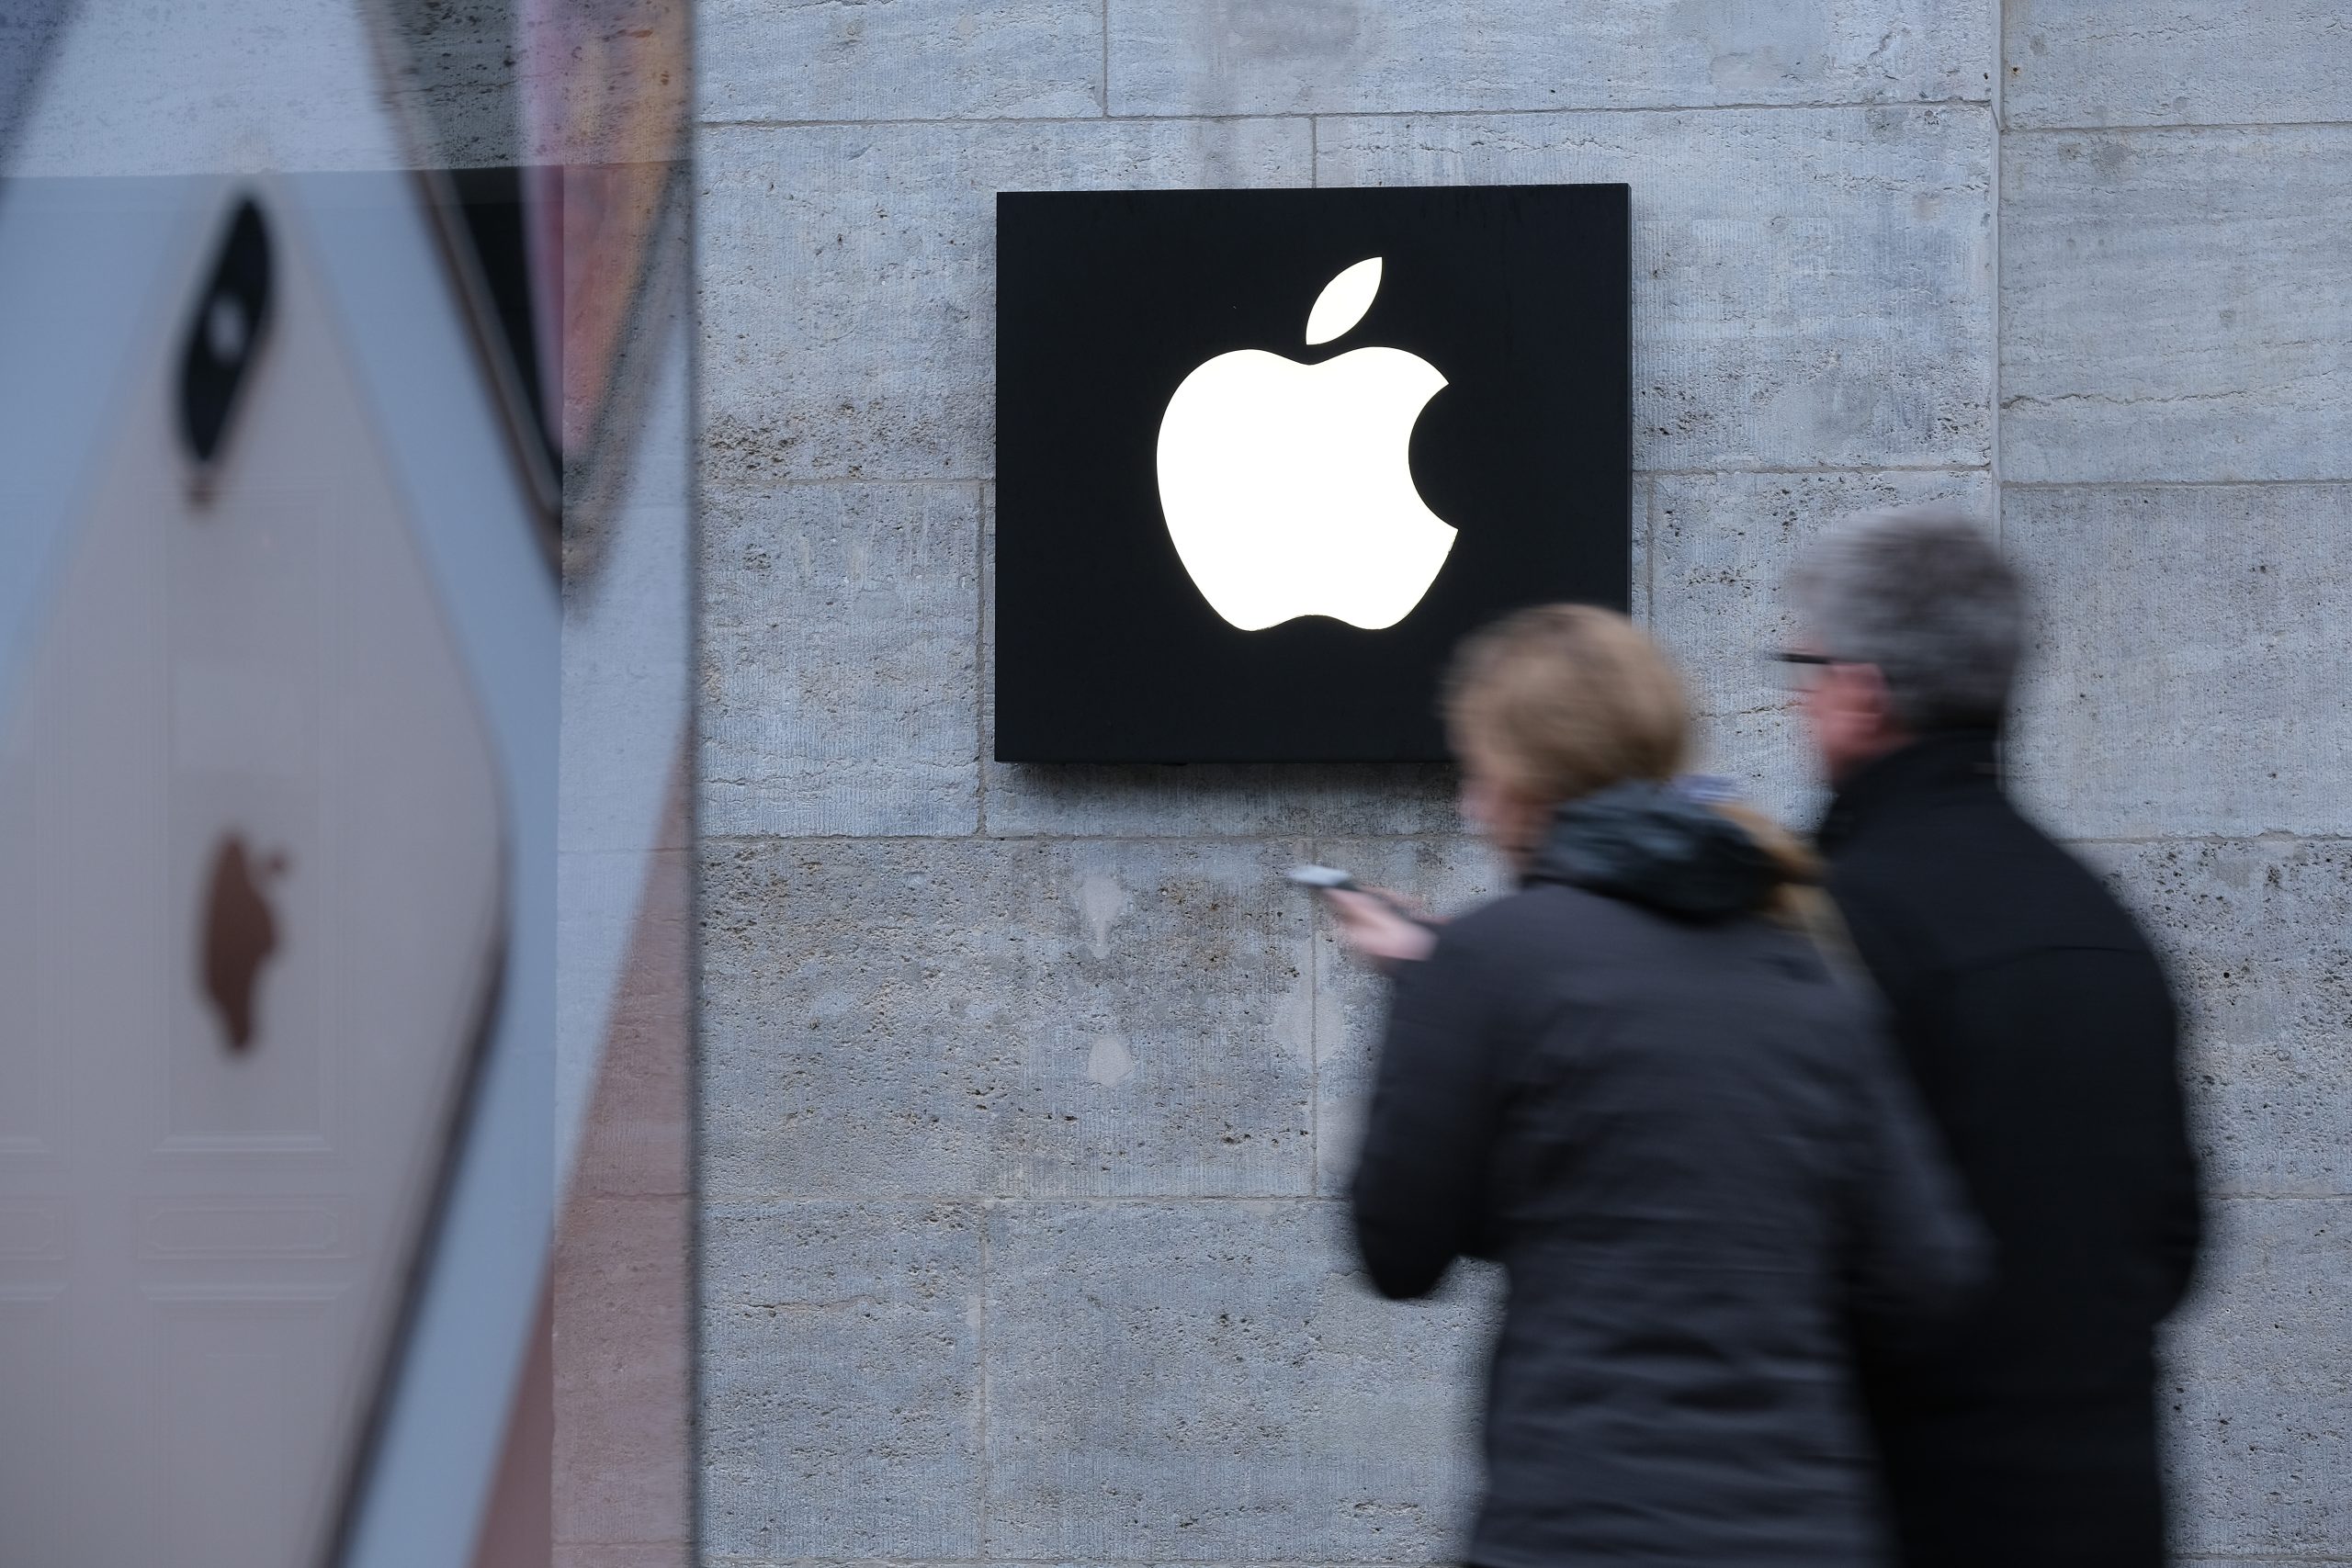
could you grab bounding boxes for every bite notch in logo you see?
[1156,257,1457,632]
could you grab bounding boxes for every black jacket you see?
[1820,731,2203,1568]
[1351,783,1986,1568]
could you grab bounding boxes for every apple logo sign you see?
[993,184,1630,762]
[200,831,288,1052]
[1156,258,1455,632]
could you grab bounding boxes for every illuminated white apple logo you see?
[1156,257,1456,631]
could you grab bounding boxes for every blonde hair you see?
[1443,605,1820,913]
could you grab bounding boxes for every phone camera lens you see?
[177,195,273,472]
[205,294,250,365]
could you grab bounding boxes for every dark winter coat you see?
[1819,731,2203,1568]
[1350,781,1987,1568]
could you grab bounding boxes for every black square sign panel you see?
[994,184,1630,762]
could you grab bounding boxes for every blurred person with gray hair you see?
[1781,508,2203,1568]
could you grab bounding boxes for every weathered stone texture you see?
[701,482,982,837]
[2164,1199,2352,1557]
[698,118,1313,489]
[2088,838,2352,1200]
[373,0,520,164]
[700,1201,985,1561]
[553,1545,699,1568]
[2002,0,2352,130]
[700,0,1102,123]
[2000,127,2352,484]
[555,1194,693,1545]
[2003,484,2352,839]
[1109,0,1993,117]
[701,836,1316,1201]
[1686,705,1826,831]
[1316,107,1996,474]
[0,0,73,154]
[984,1201,1497,1561]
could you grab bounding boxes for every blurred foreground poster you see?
[0,0,691,1563]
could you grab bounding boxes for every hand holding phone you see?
[1285,865,1441,967]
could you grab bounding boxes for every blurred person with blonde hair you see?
[1330,604,1984,1567]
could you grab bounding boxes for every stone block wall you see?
[1994,6,2352,1560]
[694,3,2352,1563]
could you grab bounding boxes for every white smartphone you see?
[0,177,504,1567]
[1284,863,1442,929]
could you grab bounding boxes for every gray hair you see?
[1788,506,2023,732]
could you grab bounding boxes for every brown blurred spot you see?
[200,832,285,1052]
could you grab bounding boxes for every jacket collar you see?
[1521,778,1780,919]
[1817,728,2003,854]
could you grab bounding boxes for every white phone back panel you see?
[0,176,503,1567]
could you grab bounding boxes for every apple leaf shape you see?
[1304,256,1381,345]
